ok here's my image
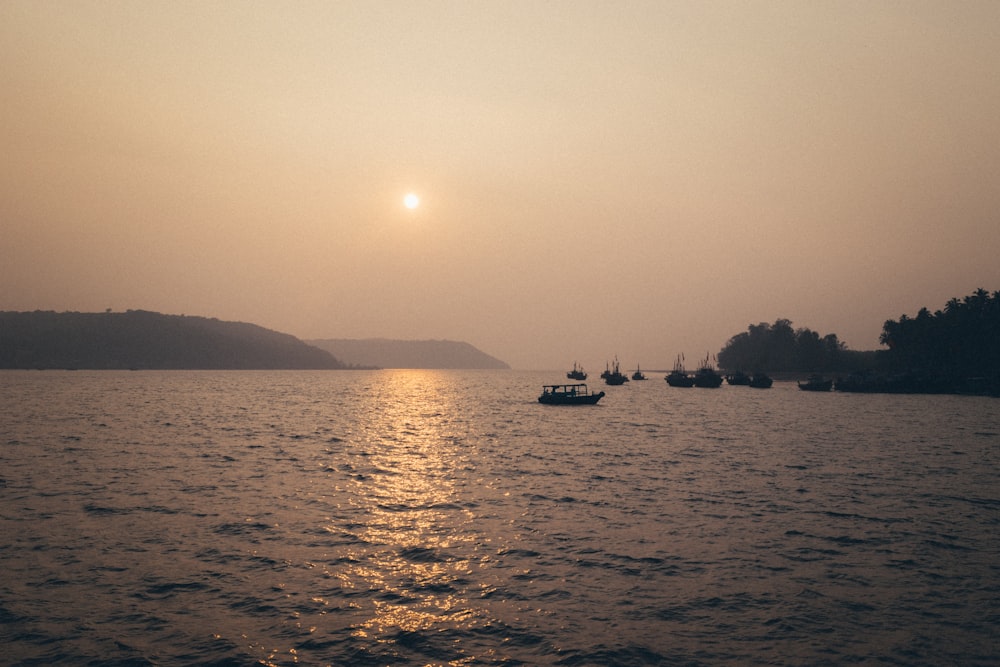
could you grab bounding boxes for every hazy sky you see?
[3,1,999,369]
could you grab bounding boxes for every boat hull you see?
[726,372,751,386]
[798,377,833,391]
[666,373,694,387]
[538,392,605,405]
[693,371,723,388]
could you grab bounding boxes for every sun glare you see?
[404,193,420,209]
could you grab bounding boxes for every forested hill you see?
[308,338,510,369]
[0,310,347,370]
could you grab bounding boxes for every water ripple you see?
[1,370,998,665]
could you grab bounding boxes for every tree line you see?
[718,289,1000,387]
[717,319,850,373]
[879,288,1000,380]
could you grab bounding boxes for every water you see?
[1,369,998,666]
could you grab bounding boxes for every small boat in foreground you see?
[538,383,605,405]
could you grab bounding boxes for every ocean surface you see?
[1,369,999,666]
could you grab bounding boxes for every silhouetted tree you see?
[718,319,847,373]
[879,288,1000,387]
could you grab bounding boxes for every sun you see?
[404,193,420,209]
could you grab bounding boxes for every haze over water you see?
[2,370,998,665]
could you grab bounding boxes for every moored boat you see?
[749,373,773,388]
[726,371,751,386]
[833,371,954,394]
[798,375,833,391]
[632,365,647,381]
[603,357,629,385]
[566,362,587,381]
[692,353,723,388]
[666,354,694,387]
[538,383,605,405]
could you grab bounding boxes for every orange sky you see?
[3,1,999,369]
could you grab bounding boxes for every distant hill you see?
[308,338,510,369]
[0,310,348,370]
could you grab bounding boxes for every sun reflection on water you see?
[341,371,490,648]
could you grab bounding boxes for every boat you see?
[631,365,647,381]
[666,354,694,387]
[748,373,773,388]
[798,374,833,391]
[602,357,630,385]
[833,371,959,394]
[726,371,751,385]
[692,353,723,388]
[538,383,605,405]
[566,362,587,381]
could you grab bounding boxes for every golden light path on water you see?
[340,371,497,659]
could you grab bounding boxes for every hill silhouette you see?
[308,338,510,369]
[0,310,347,370]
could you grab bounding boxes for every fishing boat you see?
[726,371,751,386]
[749,373,773,388]
[666,354,694,387]
[798,375,833,391]
[602,357,629,385]
[631,365,647,381]
[692,353,724,388]
[538,383,605,405]
[566,362,587,381]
